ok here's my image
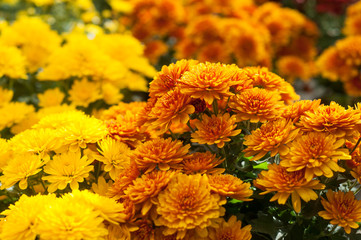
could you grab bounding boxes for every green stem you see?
[212,100,218,116]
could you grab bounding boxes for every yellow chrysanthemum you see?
[243,118,299,161]
[298,101,361,139]
[36,197,108,240]
[319,190,361,234]
[229,87,285,123]
[95,137,131,180]
[280,132,351,181]
[43,151,94,192]
[149,59,198,98]
[0,87,13,107]
[69,78,102,107]
[146,87,195,134]
[181,151,225,175]
[33,110,85,130]
[178,62,241,104]
[208,174,253,201]
[37,88,65,108]
[154,174,226,239]
[254,164,325,213]
[0,45,27,79]
[132,138,190,172]
[209,215,252,240]
[101,83,124,105]
[124,170,176,215]
[0,153,43,190]
[0,194,56,240]
[0,102,34,131]
[91,176,113,196]
[191,113,241,148]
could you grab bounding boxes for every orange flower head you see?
[276,56,315,82]
[229,87,285,123]
[351,165,361,184]
[182,151,225,175]
[298,101,361,138]
[149,59,198,98]
[101,102,147,121]
[281,132,351,181]
[336,36,361,67]
[282,99,321,123]
[124,170,176,215]
[147,88,195,134]
[191,113,241,148]
[319,190,361,234]
[242,66,285,92]
[178,62,241,104]
[131,219,155,240]
[154,173,226,239]
[343,75,361,97]
[243,118,299,161]
[254,164,325,213]
[278,80,300,105]
[132,138,190,173]
[208,174,253,201]
[108,160,140,200]
[209,215,252,240]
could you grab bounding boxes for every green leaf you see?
[253,162,269,170]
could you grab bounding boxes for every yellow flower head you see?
[208,174,253,201]
[0,138,11,171]
[33,110,85,130]
[209,215,252,240]
[37,88,65,108]
[125,170,176,215]
[0,102,34,131]
[254,164,325,213]
[69,78,102,107]
[281,132,351,181]
[181,151,225,175]
[178,62,241,104]
[149,59,198,98]
[95,137,131,180]
[0,87,13,107]
[43,151,94,192]
[154,173,226,239]
[191,113,241,148]
[243,118,299,161]
[319,190,361,234]
[0,153,43,190]
[298,101,361,138]
[133,138,190,172]
[0,45,27,79]
[101,83,124,105]
[229,87,285,123]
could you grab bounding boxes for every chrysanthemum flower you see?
[95,137,131,180]
[229,87,285,123]
[108,160,140,200]
[278,80,300,105]
[0,45,27,79]
[101,102,147,121]
[37,88,65,108]
[0,194,56,240]
[181,151,225,174]
[282,99,321,123]
[124,170,176,215]
[254,164,325,213]
[0,138,11,171]
[36,197,108,240]
[242,66,285,92]
[0,87,13,107]
[146,87,195,133]
[298,101,361,138]
[131,219,155,240]
[319,190,361,234]
[178,62,241,104]
[208,215,252,240]
[153,174,226,239]
[149,59,198,98]
[91,176,113,196]
[280,132,351,181]
[0,153,44,190]
[0,102,34,131]
[276,56,315,82]
[69,78,102,107]
[208,174,253,201]
[243,118,299,161]
[191,113,241,148]
[132,138,190,172]
[43,151,94,192]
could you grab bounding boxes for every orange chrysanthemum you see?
[208,174,253,201]
[282,99,321,123]
[254,164,325,213]
[132,138,190,173]
[181,151,225,175]
[146,88,195,134]
[131,219,155,240]
[319,190,361,234]
[209,215,252,240]
[243,118,299,161]
[124,170,176,215]
[229,87,285,123]
[101,102,147,121]
[191,113,241,148]
[153,174,226,239]
[281,132,351,181]
[178,62,241,104]
[149,59,198,98]
[298,101,361,138]
[242,66,285,92]
[276,56,315,82]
